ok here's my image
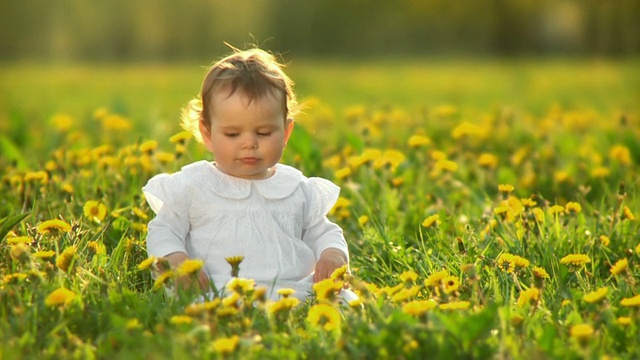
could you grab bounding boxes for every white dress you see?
[142,160,351,300]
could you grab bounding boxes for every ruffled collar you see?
[180,160,305,200]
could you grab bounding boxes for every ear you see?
[199,120,214,152]
[283,118,295,145]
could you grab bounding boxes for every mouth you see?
[239,157,260,164]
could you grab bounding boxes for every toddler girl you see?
[143,46,356,301]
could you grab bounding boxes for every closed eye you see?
[257,132,272,137]
[224,133,239,138]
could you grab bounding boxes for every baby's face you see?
[200,87,293,179]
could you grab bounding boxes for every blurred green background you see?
[1,0,639,147]
[2,0,639,61]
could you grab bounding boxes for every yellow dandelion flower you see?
[132,207,149,220]
[212,335,239,354]
[307,303,341,331]
[277,288,296,298]
[498,184,515,194]
[478,153,498,169]
[636,242,640,254]
[170,315,193,325]
[424,270,449,287]
[521,198,537,207]
[225,256,245,277]
[399,270,419,284]
[176,259,204,276]
[570,324,594,341]
[564,202,582,215]
[155,151,175,164]
[511,255,530,269]
[226,277,255,295]
[548,205,565,215]
[583,287,608,303]
[560,254,591,266]
[37,219,72,235]
[408,134,431,147]
[83,200,108,222]
[334,167,351,180]
[24,171,49,184]
[622,206,635,221]
[610,258,628,275]
[599,235,610,247]
[7,236,32,244]
[402,299,437,316]
[497,253,515,273]
[620,294,640,307]
[609,144,631,165]
[138,256,156,271]
[87,241,106,256]
[267,297,300,314]
[532,266,549,279]
[330,265,349,281]
[391,286,421,303]
[169,131,193,144]
[10,243,30,263]
[153,270,175,290]
[590,166,610,179]
[617,317,631,326]
[56,246,77,272]
[51,113,73,131]
[101,114,132,131]
[358,215,369,226]
[313,279,344,302]
[33,250,56,259]
[516,287,540,308]
[434,159,458,172]
[125,318,142,331]
[421,214,440,228]
[139,140,158,153]
[439,301,470,311]
[442,276,460,295]
[45,287,77,307]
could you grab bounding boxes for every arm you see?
[302,217,350,282]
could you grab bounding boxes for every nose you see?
[242,133,258,149]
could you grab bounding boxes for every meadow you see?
[1,58,639,359]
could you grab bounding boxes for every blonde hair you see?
[181,46,299,143]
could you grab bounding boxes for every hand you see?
[313,248,348,283]
[163,252,210,291]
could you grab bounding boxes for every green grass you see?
[1,58,639,359]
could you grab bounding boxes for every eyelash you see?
[224,132,272,137]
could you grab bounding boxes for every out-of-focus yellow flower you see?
[402,299,437,316]
[267,297,300,314]
[439,300,470,311]
[451,121,481,140]
[132,207,149,220]
[24,171,49,184]
[442,276,460,294]
[564,202,582,215]
[170,315,193,325]
[570,324,594,342]
[609,144,631,165]
[521,198,537,208]
[153,271,174,290]
[307,303,341,331]
[313,278,343,302]
[56,246,76,272]
[617,317,631,326]
[548,205,565,215]
[51,114,73,131]
[101,114,132,131]
[126,318,142,331]
[590,166,610,179]
[87,241,106,256]
[10,243,30,263]
[212,335,240,354]
[277,288,296,298]
[434,159,458,172]
[434,104,457,118]
[498,184,515,194]
[330,265,349,281]
[45,287,77,307]
[478,153,498,169]
[620,294,640,307]
[583,287,608,304]
[560,254,591,266]
[610,258,628,275]
[334,167,351,180]
[424,270,449,287]
[399,270,418,284]
[33,250,56,259]
[176,259,204,276]
[7,236,32,245]
[599,235,610,247]
[37,219,72,235]
[138,256,156,271]
[421,214,440,228]
[517,287,540,308]
[622,206,635,221]
[155,151,175,164]
[83,200,107,222]
[139,140,158,153]
[531,266,549,279]
[391,286,421,303]
[169,131,193,144]
[358,215,369,226]
[226,277,255,295]
[408,135,431,147]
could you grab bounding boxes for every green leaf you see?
[0,134,28,169]
[0,212,30,240]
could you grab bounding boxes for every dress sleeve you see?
[301,178,349,260]
[142,173,190,258]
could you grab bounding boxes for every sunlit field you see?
[1,59,639,359]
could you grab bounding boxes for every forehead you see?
[210,84,285,111]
